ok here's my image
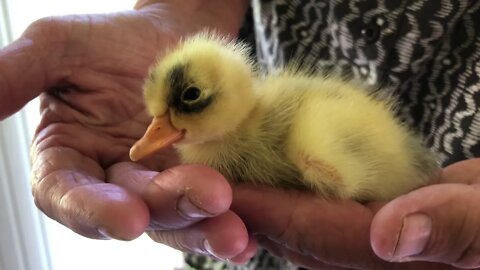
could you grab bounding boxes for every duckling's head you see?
[130,33,256,161]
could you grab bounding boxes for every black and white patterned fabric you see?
[184,0,480,269]
[252,0,480,166]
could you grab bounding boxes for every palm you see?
[34,12,173,167]
[26,10,189,239]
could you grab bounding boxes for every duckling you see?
[129,33,438,201]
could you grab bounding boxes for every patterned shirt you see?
[184,0,480,269]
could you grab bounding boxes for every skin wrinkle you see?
[35,171,76,218]
[57,182,140,238]
[31,155,57,185]
[36,95,74,132]
[53,69,143,121]
[136,9,180,54]
[31,19,152,160]
[61,16,95,60]
[105,164,155,193]
[143,169,190,230]
[36,131,101,162]
[33,120,139,168]
[450,187,478,263]
[321,209,379,270]
[147,230,204,254]
[258,236,348,270]
[452,194,478,265]
[470,171,480,185]
[275,191,303,248]
[455,229,477,267]
[147,219,181,231]
[32,147,105,185]
[58,186,92,230]
[45,17,145,122]
[50,89,93,117]
[27,18,70,89]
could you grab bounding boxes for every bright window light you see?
[4,1,184,269]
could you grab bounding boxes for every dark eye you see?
[181,86,201,102]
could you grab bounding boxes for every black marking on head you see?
[167,64,215,114]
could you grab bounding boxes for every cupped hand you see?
[233,159,480,269]
[1,0,255,263]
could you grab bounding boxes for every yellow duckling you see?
[130,33,438,201]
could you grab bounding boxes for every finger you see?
[147,211,251,261]
[32,146,149,240]
[107,162,232,230]
[259,237,457,270]
[440,158,480,185]
[229,235,259,265]
[257,236,350,270]
[0,18,68,119]
[232,184,384,269]
[371,183,480,269]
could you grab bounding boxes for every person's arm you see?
[233,159,480,269]
[1,0,255,264]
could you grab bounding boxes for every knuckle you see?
[444,191,480,268]
[31,171,60,219]
[453,238,480,268]
[25,16,68,39]
[33,123,69,149]
[147,230,197,253]
[275,191,302,242]
[31,147,64,184]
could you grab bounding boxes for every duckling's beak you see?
[129,114,184,161]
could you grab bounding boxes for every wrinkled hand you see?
[233,159,480,269]
[0,0,255,263]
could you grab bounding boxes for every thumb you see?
[0,18,67,119]
[371,183,480,269]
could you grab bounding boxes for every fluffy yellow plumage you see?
[130,33,438,201]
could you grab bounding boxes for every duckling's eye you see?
[181,86,201,102]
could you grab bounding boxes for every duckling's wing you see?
[282,78,437,201]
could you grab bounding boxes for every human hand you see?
[0,0,256,263]
[371,158,480,269]
[233,159,480,269]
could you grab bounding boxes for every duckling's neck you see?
[174,99,300,185]
[175,85,265,163]
[183,101,262,148]
[174,125,255,182]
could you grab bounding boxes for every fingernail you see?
[203,239,228,261]
[228,248,256,265]
[391,214,432,261]
[176,195,213,219]
[97,228,129,241]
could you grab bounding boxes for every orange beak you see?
[129,114,184,161]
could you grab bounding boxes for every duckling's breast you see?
[175,97,305,189]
